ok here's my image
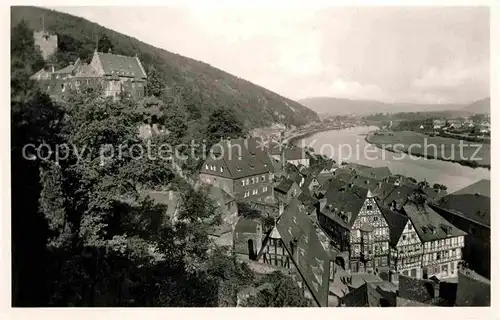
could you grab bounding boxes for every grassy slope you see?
[367,131,490,167]
[11,6,318,129]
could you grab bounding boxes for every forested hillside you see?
[11,6,318,129]
[11,10,310,307]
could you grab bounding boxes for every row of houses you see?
[227,154,489,306]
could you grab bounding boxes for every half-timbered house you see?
[402,204,466,280]
[256,198,332,307]
[318,184,390,274]
[381,207,424,280]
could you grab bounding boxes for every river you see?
[295,126,490,193]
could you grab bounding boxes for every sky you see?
[52,6,489,104]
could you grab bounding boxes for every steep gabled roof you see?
[324,184,369,228]
[433,193,490,228]
[382,184,416,209]
[379,206,409,247]
[452,179,490,198]
[402,203,467,242]
[276,198,331,307]
[201,138,273,179]
[274,178,296,194]
[96,52,147,78]
[342,282,396,307]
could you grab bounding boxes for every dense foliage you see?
[11,6,318,131]
[11,20,267,307]
[242,272,311,307]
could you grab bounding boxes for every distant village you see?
[29,28,490,308]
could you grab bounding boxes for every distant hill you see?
[11,6,318,129]
[462,98,490,114]
[298,97,470,116]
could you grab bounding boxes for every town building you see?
[318,184,391,274]
[199,138,275,202]
[380,207,424,280]
[268,143,310,168]
[256,198,333,307]
[31,50,148,100]
[430,179,490,278]
[274,178,302,204]
[205,185,239,228]
[401,203,466,280]
[233,218,264,260]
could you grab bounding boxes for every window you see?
[251,177,255,184]
[245,178,250,185]
[436,252,441,260]
[445,238,450,245]
[220,167,224,173]
[261,175,265,181]
[374,216,378,221]
[61,83,65,92]
[205,164,209,170]
[442,264,448,276]
[241,180,245,186]
[408,224,412,230]
[262,186,268,192]
[450,262,455,273]
[244,191,250,198]
[367,205,373,210]
[452,237,457,246]
[402,235,406,241]
[252,189,258,195]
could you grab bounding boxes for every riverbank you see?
[365,131,491,170]
[285,125,358,145]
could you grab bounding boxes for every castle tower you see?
[34,30,58,61]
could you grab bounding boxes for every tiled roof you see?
[276,198,331,307]
[96,52,147,78]
[398,274,439,304]
[53,64,75,74]
[433,193,490,228]
[452,179,490,198]
[201,138,274,179]
[324,184,369,228]
[342,282,396,307]
[402,203,467,242]
[356,166,392,181]
[274,178,296,194]
[268,144,308,160]
[331,167,356,182]
[382,184,416,209]
[422,187,447,201]
[380,206,409,247]
[316,173,333,187]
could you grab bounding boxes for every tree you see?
[206,107,245,146]
[97,34,114,53]
[243,271,310,307]
[146,65,165,98]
